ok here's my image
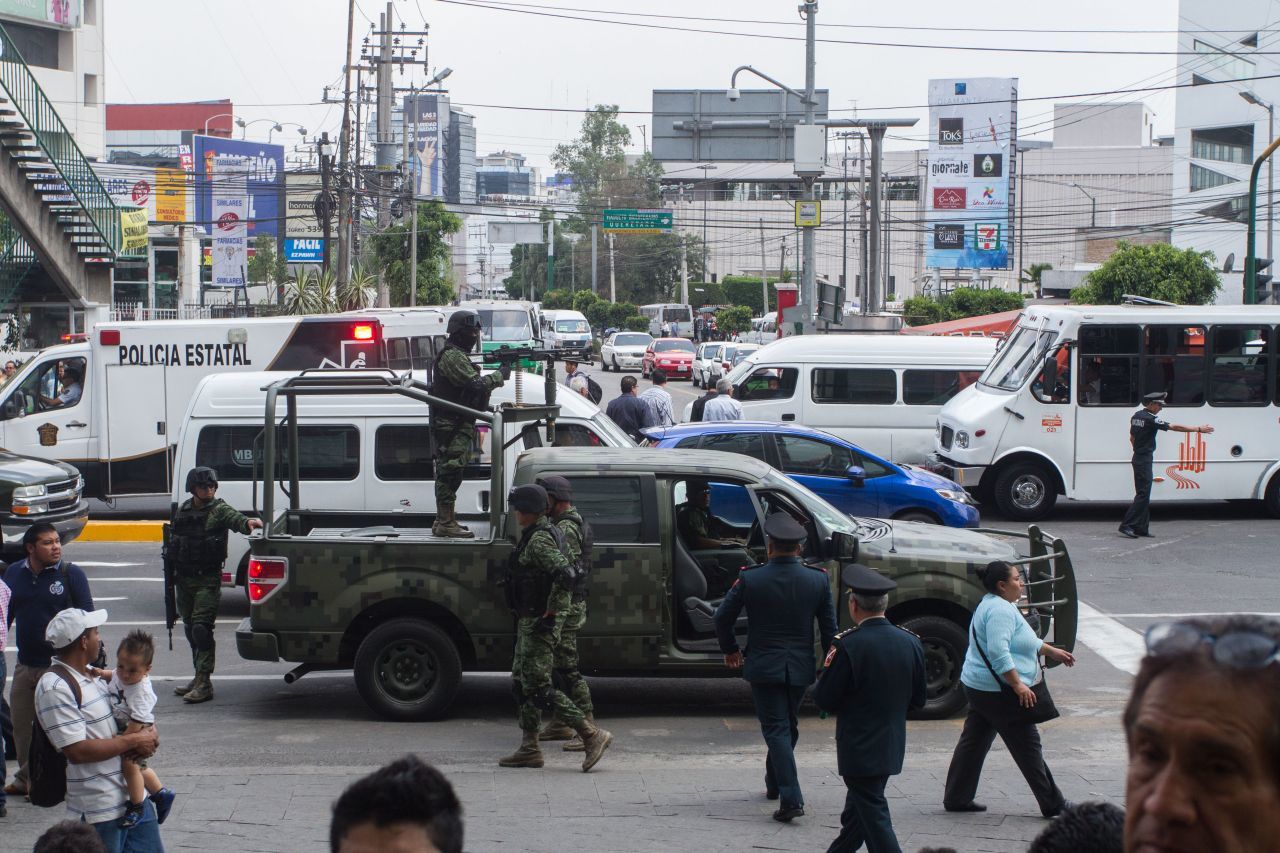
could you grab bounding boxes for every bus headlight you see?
[954,431,970,449]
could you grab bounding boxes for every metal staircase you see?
[0,22,120,306]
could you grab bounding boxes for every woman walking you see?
[943,560,1075,818]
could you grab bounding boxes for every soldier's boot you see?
[173,675,199,697]
[577,720,613,772]
[562,712,592,752]
[497,731,544,768]
[182,673,214,704]
[539,717,576,741]
[432,504,474,539]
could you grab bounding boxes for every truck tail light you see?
[352,324,374,341]
[247,556,288,604]
[99,329,120,346]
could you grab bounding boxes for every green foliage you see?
[623,315,650,332]
[541,288,574,310]
[247,235,287,292]
[1071,241,1220,305]
[607,301,638,328]
[282,269,372,315]
[1020,262,1053,290]
[584,298,613,330]
[717,305,753,336]
[368,201,462,306]
[902,296,945,327]
[572,289,599,313]
[901,287,1025,327]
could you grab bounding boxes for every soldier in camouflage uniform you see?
[430,310,507,538]
[535,476,595,752]
[499,483,614,772]
[171,467,262,704]
[676,480,741,549]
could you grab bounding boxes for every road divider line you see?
[78,561,146,568]
[1077,601,1145,676]
[78,521,165,543]
[1091,612,1280,618]
[83,577,161,582]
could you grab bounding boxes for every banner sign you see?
[155,167,187,224]
[210,156,248,288]
[284,238,325,263]
[404,93,446,199]
[96,164,157,221]
[193,135,284,238]
[925,78,1017,270]
[120,208,148,251]
[0,0,80,28]
[285,172,323,239]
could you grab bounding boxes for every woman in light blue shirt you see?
[943,560,1075,818]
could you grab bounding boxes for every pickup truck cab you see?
[237,372,1077,722]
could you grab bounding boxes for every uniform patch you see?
[49,580,64,596]
[824,645,839,667]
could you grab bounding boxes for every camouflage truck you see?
[237,371,1078,721]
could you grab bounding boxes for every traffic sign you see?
[602,209,673,233]
[795,200,821,227]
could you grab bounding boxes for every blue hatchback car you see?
[641,421,980,528]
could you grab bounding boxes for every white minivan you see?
[172,369,634,586]
[541,309,592,360]
[718,334,998,463]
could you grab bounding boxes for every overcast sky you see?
[107,0,1184,169]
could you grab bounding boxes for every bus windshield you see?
[979,324,1059,391]
[478,309,533,342]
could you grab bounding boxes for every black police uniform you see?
[1120,392,1170,537]
[813,564,926,853]
[712,513,838,817]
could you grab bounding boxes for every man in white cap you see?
[34,608,162,850]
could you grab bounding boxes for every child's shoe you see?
[150,788,176,825]
[120,801,145,828]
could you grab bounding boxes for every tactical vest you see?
[555,512,594,601]
[430,342,488,421]
[171,500,229,575]
[503,522,570,617]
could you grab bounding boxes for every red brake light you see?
[352,324,374,341]
[247,556,287,603]
[99,329,120,346]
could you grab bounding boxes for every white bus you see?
[639,303,694,339]
[934,304,1280,520]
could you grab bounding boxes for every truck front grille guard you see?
[972,524,1079,662]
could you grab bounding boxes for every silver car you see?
[600,331,654,372]
[692,342,723,388]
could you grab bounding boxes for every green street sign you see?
[602,209,673,233]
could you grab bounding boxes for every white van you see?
[0,314,389,499]
[173,369,635,586]
[717,334,997,463]
[541,309,592,360]
[355,307,448,371]
[738,312,778,346]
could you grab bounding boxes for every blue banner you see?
[284,238,325,263]
[193,135,285,239]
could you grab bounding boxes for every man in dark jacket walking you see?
[689,382,717,422]
[604,375,653,442]
[713,513,838,823]
[813,564,926,853]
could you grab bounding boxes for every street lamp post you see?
[1072,183,1097,228]
[202,113,237,136]
[238,118,282,140]
[1242,90,1275,262]
[696,164,717,282]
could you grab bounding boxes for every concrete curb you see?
[77,520,165,542]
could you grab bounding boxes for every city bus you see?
[639,303,694,339]
[933,304,1280,520]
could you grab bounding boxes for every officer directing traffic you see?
[813,564,926,853]
[170,467,262,704]
[498,483,613,772]
[713,512,838,823]
[430,309,507,538]
[1119,391,1213,539]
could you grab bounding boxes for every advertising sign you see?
[284,238,325,263]
[210,156,248,288]
[404,94,446,199]
[193,135,284,239]
[155,167,186,224]
[120,208,148,252]
[96,164,158,221]
[925,78,1017,270]
[794,200,821,228]
[0,0,80,28]
[285,172,324,240]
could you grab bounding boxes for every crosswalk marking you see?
[1076,602,1146,676]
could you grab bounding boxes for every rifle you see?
[161,522,176,650]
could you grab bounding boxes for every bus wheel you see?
[1265,474,1280,518]
[993,461,1057,520]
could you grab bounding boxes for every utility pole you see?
[590,225,598,295]
[337,0,356,289]
[608,232,617,302]
[859,133,868,308]
[408,83,419,307]
[545,219,555,298]
[679,233,689,307]
[759,219,769,316]
[800,0,817,327]
[318,132,334,275]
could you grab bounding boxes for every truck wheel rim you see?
[376,640,437,701]
[1011,475,1045,510]
[922,639,956,699]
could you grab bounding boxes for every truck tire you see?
[353,619,462,721]
[900,614,968,720]
[1265,473,1280,518]
[993,461,1057,520]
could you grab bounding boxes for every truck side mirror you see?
[830,530,858,562]
[846,465,866,488]
[1,399,14,420]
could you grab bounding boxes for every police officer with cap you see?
[170,467,262,704]
[431,310,507,538]
[813,564,925,853]
[1119,391,1213,539]
[713,512,837,824]
[499,483,613,772]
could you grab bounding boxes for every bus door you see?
[1072,325,1142,500]
[1022,343,1077,491]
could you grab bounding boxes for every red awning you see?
[900,309,1023,338]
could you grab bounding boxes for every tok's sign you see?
[284,238,325,263]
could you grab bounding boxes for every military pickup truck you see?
[237,371,1078,721]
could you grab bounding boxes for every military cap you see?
[538,475,574,502]
[763,512,807,544]
[841,562,897,595]
[508,483,549,514]
[1143,391,1168,404]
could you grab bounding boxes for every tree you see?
[368,201,462,306]
[541,288,574,310]
[1020,262,1053,295]
[1071,241,1220,305]
[717,305,753,337]
[902,296,945,327]
[247,235,287,296]
[623,315,650,332]
[900,288,1024,327]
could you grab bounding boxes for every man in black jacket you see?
[604,375,653,442]
[813,564,926,853]
[689,383,717,422]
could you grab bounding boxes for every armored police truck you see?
[237,370,1079,722]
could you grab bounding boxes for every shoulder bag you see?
[970,621,1060,726]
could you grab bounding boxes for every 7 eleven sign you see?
[974,223,1002,250]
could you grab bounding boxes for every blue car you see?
[641,421,980,528]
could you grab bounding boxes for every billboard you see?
[284,172,325,264]
[96,164,158,221]
[652,89,830,163]
[155,167,186,224]
[210,156,248,288]
[404,94,446,199]
[924,78,1017,270]
[192,135,284,239]
[0,0,79,28]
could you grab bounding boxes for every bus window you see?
[1210,326,1271,406]
[1143,326,1206,406]
[811,368,897,405]
[1030,348,1071,404]
[1078,325,1140,406]
[903,370,980,405]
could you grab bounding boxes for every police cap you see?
[509,483,549,514]
[185,466,218,493]
[1143,391,1168,404]
[686,479,710,495]
[763,512,807,544]
[447,310,483,336]
[840,562,897,596]
[538,475,573,502]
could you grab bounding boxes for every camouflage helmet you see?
[508,483,549,514]
[447,310,483,337]
[185,466,219,493]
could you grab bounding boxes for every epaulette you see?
[894,624,921,640]
[803,561,828,573]
[834,627,857,639]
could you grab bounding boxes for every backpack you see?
[28,665,82,808]
[585,375,603,405]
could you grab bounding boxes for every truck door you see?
[104,363,170,495]
[0,354,95,474]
